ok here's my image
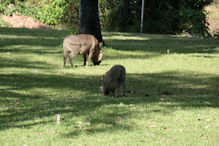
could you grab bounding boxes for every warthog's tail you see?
[63,41,69,67]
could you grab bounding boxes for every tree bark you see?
[79,0,103,43]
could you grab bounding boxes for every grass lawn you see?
[0,27,219,145]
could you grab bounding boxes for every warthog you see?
[63,34,103,67]
[100,65,126,97]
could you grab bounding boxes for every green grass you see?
[0,27,219,145]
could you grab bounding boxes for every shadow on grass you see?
[0,57,58,69]
[0,27,67,54]
[104,32,219,54]
[0,71,218,135]
[1,27,218,57]
[0,28,218,136]
[0,37,63,48]
[0,27,69,37]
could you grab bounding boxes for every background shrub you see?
[0,0,79,27]
[99,0,214,36]
[0,0,215,36]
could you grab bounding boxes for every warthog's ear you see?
[98,49,103,62]
[98,42,103,48]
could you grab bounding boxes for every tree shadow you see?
[127,72,219,107]
[1,28,218,56]
[0,57,58,69]
[0,70,218,135]
[0,37,63,48]
[0,27,68,51]
[0,28,218,136]
[62,71,218,137]
[104,32,219,54]
[0,27,69,37]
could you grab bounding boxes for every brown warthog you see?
[63,34,103,67]
[100,65,126,97]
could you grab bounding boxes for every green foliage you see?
[0,0,79,26]
[0,0,214,36]
[99,0,214,36]
[69,24,79,35]
[99,0,120,31]
[99,0,140,32]
[0,0,16,16]
[143,0,213,36]
[31,0,66,25]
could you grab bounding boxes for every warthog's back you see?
[63,35,81,46]
[102,65,126,97]
[108,65,125,76]
[63,34,97,47]
[105,65,126,85]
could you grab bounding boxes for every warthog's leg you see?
[69,56,74,67]
[110,89,115,97]
[63,49,68,67]
[115,88,119,97]
[122,82,126,97]
[69,52,76,68]
[88,49,94,66]
[83,54,87,66]
[64,57,67,67]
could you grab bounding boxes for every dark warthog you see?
[100,65,126,97]
[63,34,103,67]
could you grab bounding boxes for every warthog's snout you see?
[94,61,101,66]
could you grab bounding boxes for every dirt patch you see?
[1,13,50,29]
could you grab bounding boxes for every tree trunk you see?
[79,0,103,43]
